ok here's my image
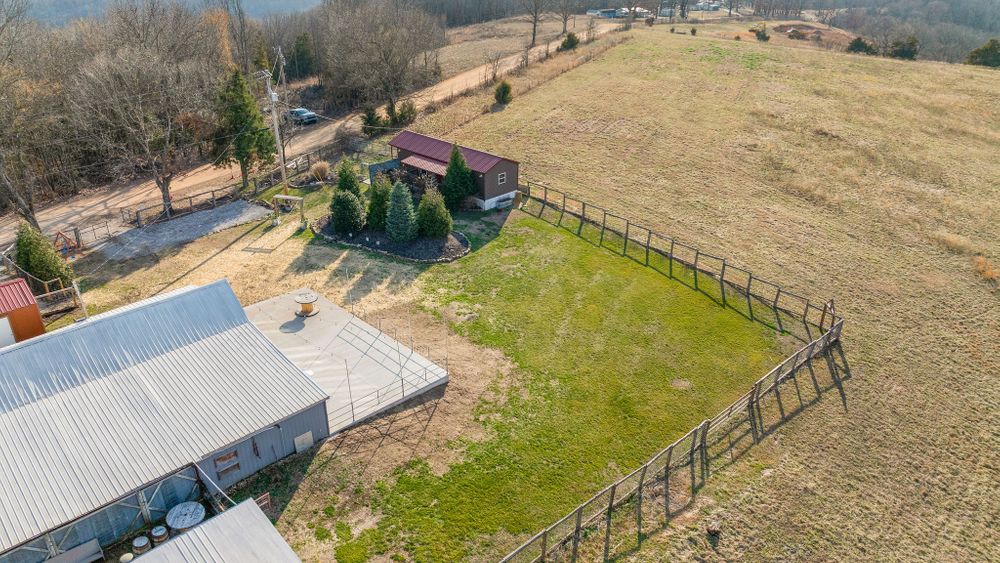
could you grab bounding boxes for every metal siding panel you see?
[0,281,329,553]
[0,279,35,315]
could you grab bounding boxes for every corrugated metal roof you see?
[136,500,300,563]
[0,280,329,553]
[0,278,36,315]
[401,154,448,177]
[389,130,515,174]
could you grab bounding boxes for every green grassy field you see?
[333,211,784,560]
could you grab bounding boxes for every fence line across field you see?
[518,181,836,343]
[501,182,845,562]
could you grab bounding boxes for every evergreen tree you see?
[888,36,920,60]
[386,181,416,243]
[967,39,1000,68]
[494,81,513,105]
[336,160,363,198]
[14,223,73,287]
[330,190,366,235]
[440,145,475,211]
[288,33,315,80]
[847,37,877,55]
[366,174,392,232]
[213,69,275,191]
[417,189,453,238]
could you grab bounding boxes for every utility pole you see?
[256,70,288,195]
[276,46,290,164]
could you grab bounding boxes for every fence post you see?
[541,186,548,216]
[747,384,759,443]
[663,446,673,519]
[571,506,584,562]
[693,249,700,289]
[72,227,83,249]
[636,464,647,544]
[558,193,566,226]
[700,420,711,482]
[579,202,586,235]
[719,259,727,307]
[689,427,698,494]
[623,221,630,255]
[604,484,617,561]
[136,210,143,228]
[540,528,548,562]
[746,272,754,321]
[668,239,675,278]
[211,190,217,208]
[599,211,607,246]
[773,287,784,333]
[644,231,651,265]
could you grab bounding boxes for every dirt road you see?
[0,21,618,244]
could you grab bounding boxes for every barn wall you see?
[481,161,519,201]
[8,305,45,343]
[197,402,329,490]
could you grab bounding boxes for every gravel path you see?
[96,200,271,260]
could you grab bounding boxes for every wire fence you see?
[500,182,846,562]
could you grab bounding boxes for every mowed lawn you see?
[338,212,784,560]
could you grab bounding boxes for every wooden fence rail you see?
[500,183,845,563]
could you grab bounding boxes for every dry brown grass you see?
[309,161,330,182]
[973,255,998,285]
[411,24,1000,561]
[929,229,977,254]
[438,16,573,77]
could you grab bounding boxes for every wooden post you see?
[623,221,630,255]
[541,186,548,215]
[747,384,759,443]
[636,464,647,543]
[663,446,673,519]
[689,427,698,494]
[644,231,652,265]
[773,288,784,333]
[571,506,584,562]
[693,249,700,289]
[211,190,217,208]
[188,196,194,213]
[558,193,566,225]
[700,420,711,481]
[819,301,829,332]
[668,239,675,278]
[540,529,548,562]
[746,273,754,321]
[72,227,83,249]
[604,484,617,561]
[579,202,586,235]
[719,260,727,307]
[599,211,607,246]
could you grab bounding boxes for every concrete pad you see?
[246,290,448,435]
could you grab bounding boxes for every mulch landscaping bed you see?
[313,215,471,263]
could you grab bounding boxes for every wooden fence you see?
[500,183,846,562]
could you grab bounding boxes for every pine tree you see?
[336,160,363,198]
[366,174,392,232]
[967,39,1000,68]
[288,33,315,80]
[330,190,366,235]
[440,145,475,211]
[386,181,416,243]
[213,69,275,191]
[417,189,453,238]
[14,223,73,287]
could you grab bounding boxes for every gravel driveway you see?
[96,200,271,260]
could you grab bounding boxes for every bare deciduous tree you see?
[0,0,27,62]
[518,0,549,47]
[554,0,577,35]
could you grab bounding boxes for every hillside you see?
[413,24,1000,560]
[29,0,321,24]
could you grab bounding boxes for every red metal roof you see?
[0,278,36,315]
[389,131,516,174]
[401,154,448,177]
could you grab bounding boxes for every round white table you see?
[165,501,206,532]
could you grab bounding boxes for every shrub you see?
[888,36,919,60]
[973,256,998,286]
[14,223,73,287]
[386,181,416,243]
[494,80,513,105]
[966,39,1000,68]
[558,32,580,52]
[330,190,366,234]
[361,106,385,138]
[670,27,675,33]
[336,160,362,198]
[417,189,453,238]
[366,174,392,232]
[753,25,770,42]
[690,28,697,36]
[846,36,877,55]
[390,100,418,127]
[734,34,742,41]
[788,29,806,40]
[440,144,476,211]
[310,161,330,182]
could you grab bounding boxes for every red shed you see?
[0,278,45,347]
[388,131,519,210]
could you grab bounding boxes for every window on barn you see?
[498,172,507,186]
[215,450,241,478]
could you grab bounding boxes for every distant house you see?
[0,281,330,562]
[388,130,520,210]
[0,278,44,347]
[597,8,618,18]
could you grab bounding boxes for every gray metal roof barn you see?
[0,281,329,562]
[135,500,300,563]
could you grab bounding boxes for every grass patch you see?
[339,212,784,560]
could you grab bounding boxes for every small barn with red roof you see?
[0,278,44,347]
[388,130,519,210]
